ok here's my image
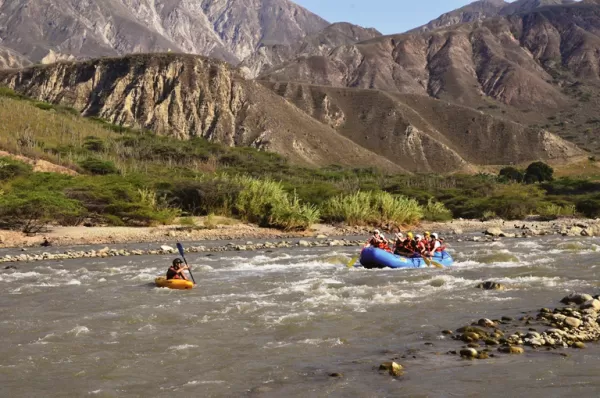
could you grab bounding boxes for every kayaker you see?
[167,258,190,281]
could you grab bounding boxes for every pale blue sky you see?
[294,0,493,34]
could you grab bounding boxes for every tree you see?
[524,162,554,184]
[499,166,524,183]
[0,190,85,233]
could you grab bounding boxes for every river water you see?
[2,236,600,397]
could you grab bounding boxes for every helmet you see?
[407,232,414,239]
[415,234,422,240]
[396,232,403,239]
[424,231,431,236]
[373,229,381,235]
[432,233,439,239]
[173,258,183,267]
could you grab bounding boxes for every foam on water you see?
[169,344,198,350]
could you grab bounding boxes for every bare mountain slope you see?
[412,0,576,33]
[0,0,328,66]
[262,81,582,171]
[240,22,382,78]
[0,54,582,172]
[0,46,29,69]
[0,54,401,171]
[262,3,600,113]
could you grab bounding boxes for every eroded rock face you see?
[0,0,328,65]
[0,46,30,69]
[0,54,403,171]
[263,4,600,112]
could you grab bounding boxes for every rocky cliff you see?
[0,54,582,172]
[0,0,328,66]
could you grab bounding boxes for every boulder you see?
[379,361,403,376]
[580,299,600,311]
[564,317,582,329]
[477,318,496,328]
[484,228,505,237]
[459,348,478,358]
[498,346,524,354]
[475,281,506,291]
[298,240,310,247]
[160,245,175,253]
[561,293,593,305]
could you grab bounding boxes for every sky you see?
[293,0,496,34]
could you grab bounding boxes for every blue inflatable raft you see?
[359,247,454,269]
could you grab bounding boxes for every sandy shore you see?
[1,217,598,249]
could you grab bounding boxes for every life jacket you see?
[416,240,427,252]
[431,239,446,252]
[166,266,182,280]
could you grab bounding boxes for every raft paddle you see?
[176,242,196,284]
[347,254,360,268]
[423,256,443,269]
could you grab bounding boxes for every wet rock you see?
[298,240,310,247]
[441,330,453,335]
[4,265,17,270]
[316,234,328,239]
[477,351,490,360]
[572,342,586,349]
[329,372,343,378]
[484,228,505,237]
[475,281,506,291]
[498,346,524,354]
[477,318,496,328]
[561,293,593,305]
[580,299,600,311]
[581,227,595,237]
[379,361,403,376]
[460,348,478,358]
[564,317,582,329]
[501,316,514,321]
[467,343,480,348]
[484,339,499,346]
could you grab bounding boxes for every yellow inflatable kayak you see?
[154,277,194,290]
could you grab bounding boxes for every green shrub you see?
[179,216,197,227]
[536,203,577,219]
[79,158,119,175]
[499,166,524,183]
[423,199,453,221]
[482,184,545,220]
[321,191,423,226]
[171,176,243,216]
[0,189,85,233]
[83,136,106,152]
[0,157,32,181]
[524,161,554,184]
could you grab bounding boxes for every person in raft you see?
[425,233,446,257]
[167,258,190,280]
[366,229,391,251]
[394,232,414,256]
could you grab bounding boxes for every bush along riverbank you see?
[3,87,600,232]
[445,293,600,360]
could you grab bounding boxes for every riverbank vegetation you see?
[1,87,600,232]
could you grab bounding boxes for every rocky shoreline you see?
[445,292,600,360]
[1,238,364,265]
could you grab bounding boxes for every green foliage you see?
[499,166,524,183]
[524,162,554,184]
[423,199,453,221]
[482,184,545,220]
[178,217,198,227]
[0,157,32,181]
[321,191,423,226]
[83,136,106,152]
[234,176,319,230]
[536,203,577,219]
[79,158,119,175]
[0,189,85,233]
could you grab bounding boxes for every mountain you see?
[0,54,582,172]
[411,0,576,33]
[0,46,29,69]
[240,22,382,78]
[0,0,329,65]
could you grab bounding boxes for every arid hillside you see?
[0,54,583,172]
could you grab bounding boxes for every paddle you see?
[176,242,196,284]
[347,254,360,268]
[422,256,443,269]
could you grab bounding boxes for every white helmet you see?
[415,234,422,240]
[373,229,380,235]
[432,233,439,239]
[396,232,403,239]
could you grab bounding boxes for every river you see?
[1,235,600,397]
